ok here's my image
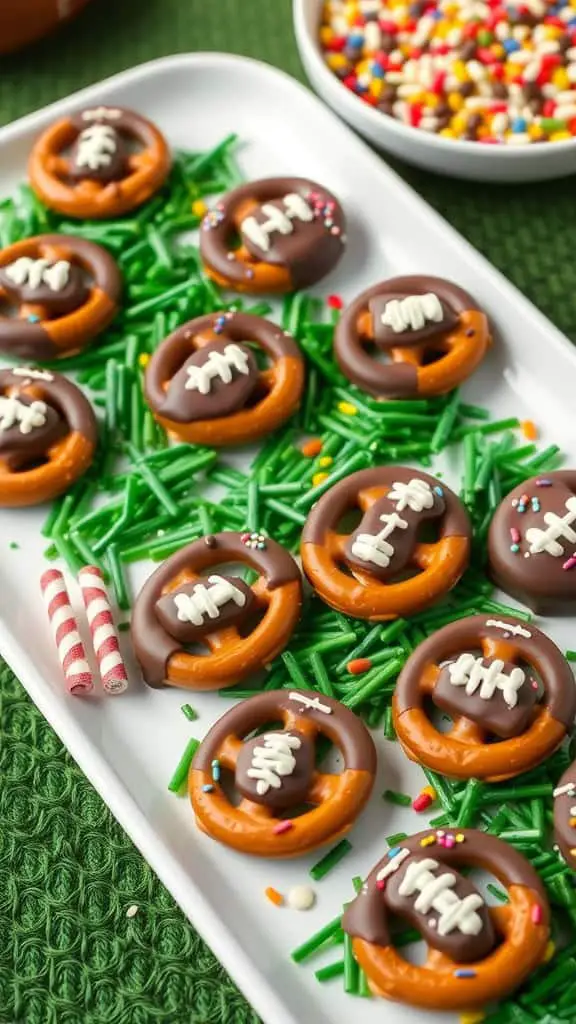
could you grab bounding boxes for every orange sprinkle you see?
[521,420,538,441]
[570,817,576,828]
[347,657,373,675]
[301,437,323,458]
[265,886,284,907]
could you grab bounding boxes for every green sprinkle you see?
[383,790,411,807]
[456,778,483,828]
[309,651,335,698]
[167,737,200,793]
[8,542,19,550]
[281,651,309,689]
[343,932,359,995]
[315,960,345,982]
[310,839,352,881]
[181,704,198,722]
[386,832,408,846]
[291,915,343,962]
[565,650,576,663]
[431,389,460,452]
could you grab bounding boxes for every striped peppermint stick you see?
[78,565,128,694]
[40,569,93,695]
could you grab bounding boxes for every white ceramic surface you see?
[1,53,576,1024]
[293,0,576,182]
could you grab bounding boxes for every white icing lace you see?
[241,193,314,253]
[173,574,246,626]
[351,511,408,569]
[185,343,250,395]
[387,478,435,512]
[287,692,332,715]
[0,395,47,435]
[81,107,122,121]
[398,857,485,937]
[380,293,444,333]
[525,496,576,556]
[485,619,532,639]
[246,733,302,795]
[448,653,525,709]
[76,124,117,170]
[5,257,71,292]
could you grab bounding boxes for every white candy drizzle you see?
[246,732,301,795]
[288,691,332,715]
[11,368,54,381]
[485,619,532,639]
[76,124,117,170]
[241,193,314,253]
[173,574,246,626]
[5,257,71,292]
[398,858,485,938]
[351,478,435,569]
[380,293,444,333]
[448,653,525,709]
[0,395,47,435]
[376,847,410,882]
[525,496,576,557]
[81,107,122,121]
[185,343,250,395]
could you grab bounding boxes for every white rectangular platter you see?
[1,53,576,1024]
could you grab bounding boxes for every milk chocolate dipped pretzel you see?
[189,688,376,856]
[131,531,302,690]
[200,177,346,293]
[342,828,549,1011]
[553,761,576,871]
[334,276,491,398]
[144,311,305,446]
[29,106,170,219]
[393,615,575,781]
[301,466,471,620]
[488,471,576,614]
[0,367,97,507]
[0,234,121,360]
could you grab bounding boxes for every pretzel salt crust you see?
[131,531,302,691]
[0,367,97,507]
[144,311,305,447]
[301,466,471,620]
[199,176,346,293]
[0,234,121,360]
[334,275,491,398]
[393,614,575,781]
[343,828,549,1011]
[29,106,170,219]
[189,689,376,857]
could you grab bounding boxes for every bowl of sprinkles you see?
[293,0,576,180]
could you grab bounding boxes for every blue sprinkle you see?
[371,62,385,78]
[512,117,527,134]
[434,485,444,497]
[348,33,364,47]
[510,543,520,553]
[27,314,41,323]
[503,39,520,53]
[202,784,214,793]
[454,969,477,979]
[387,846,402,858]
[211,758,221,782]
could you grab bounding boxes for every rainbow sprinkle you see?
[320,0,576,144]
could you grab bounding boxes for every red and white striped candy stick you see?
[40,569,93,696]
[78,565,128,695]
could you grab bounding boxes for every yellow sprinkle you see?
[138,353,150,367]
[369,79,384,99]
[318,456,333,468]
[550,131,572,142]
[312,472,329,487]
[423,92,439,108]
[422,785,437,799]
[439,128,456,139]
[460,1013,486,1024]
[451,113,467,134]
[491,43,504,59]
[420,835,436,847]
[452,61,469,83]
[326,53,349,71]
[337,401,357,416]
[448,92,464,112]
[569,817,576,827]
[319,26,333,45]
[455,833,465,843]
[528,124,543,141]
[191,199,207,217]
[544,940,555,963]
[553,68,570,91]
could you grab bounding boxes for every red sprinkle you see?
[531,904,543,925]
[376,879,386,890]
[273,820,294,835]
[347,657,373,675]
[327,294,344,310]
[412,793,433,812]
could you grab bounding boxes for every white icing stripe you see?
[554,783,576,798]
[76,124,117,169]
[11,367,54,381]
[0,395,47,435]
[376,847,410,881]
[388,478,435,512]
[526,496,576,556]
[380,293,444,333]
[185,343,250,395]
[448,653,525,709]
[485,619,532,639]
[287,692,332,714]
[241,193,314,253]
[5,257,71,292]
[398,858,484,937]
[351,511,408,568]
[174,574,246,626]
[81,106,122,120]
[100,651,125,676]
[246,732,301,795]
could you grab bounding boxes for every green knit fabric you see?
[1,1,574,1022]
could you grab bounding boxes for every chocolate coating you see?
[200,177,346,289]
[0,261,88,317]
[67,107,154,184]
[235,729,315,810]
[553,761,576,871]
[69,125,127,183]
[157,340,258,423]
[343,828,547,954]
[335,275,484,398]
[131,532,302,688]
[488,472,576,614]
[0,367,97,453]
[154,574,255,643]
[0,392,67,470]
[434,657,538,739]
[395,614,576,732]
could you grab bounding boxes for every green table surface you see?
[1,2,575,1022]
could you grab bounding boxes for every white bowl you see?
[293,0,576,182]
